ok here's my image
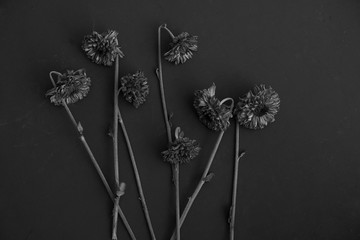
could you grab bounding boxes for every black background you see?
[1,0,360,239]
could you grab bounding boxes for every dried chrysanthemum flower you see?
[234,84,280,130]
[82,30,124,66]
[119,71,149,108]
[193,83,233,131]
[162,127,201,165]
[46,69,91,105]
[164,32,198,65]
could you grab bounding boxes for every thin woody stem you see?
[156,24,177,184]
[229,122,246,240]
[117,106,157,240]
[157,24,173,144]
[78,132,135,240]
[229,121,240,240]
[49,72,136,240]
[174,163,180,240]
[170,131,225,240]
[113,56,120,186]
[112,196,120,240]
[112,55,120,239]
[157,23,180,240]
[64,104,136,240]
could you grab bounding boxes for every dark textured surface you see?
[1,0,360,239]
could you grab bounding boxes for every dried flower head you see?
[119,71,149,108]
[162,127,201,165]
[46,69,91,105]
[164,32,198,65]
[82,30,124,66]
[234,84,280,130]
[193,84,233,131]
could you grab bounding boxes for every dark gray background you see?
[1,0,360,239]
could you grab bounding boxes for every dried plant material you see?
[46,70,136,240]
[46,69,90,105]
[82,30,124,66]
[164,32,198,65]
[234,84,280,130]
[193,83,233,131]
[120,70,149,108]
[112,183,126,240]
[162,127,200,240]
[170,84,234,240]
[116,100,157,240]
[157,25,199,240]
[162,127,200,165]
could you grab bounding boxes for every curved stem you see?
[49,71,62,86]
[220,97,234,109]
[157,24,173,144]
[157,24,180,239]
[170,131,225,240]
[157,24,177,184]
[117,107,157,240]
[49,72,136,240]
[162,24,176,39]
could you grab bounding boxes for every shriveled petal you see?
[234,85,280,130]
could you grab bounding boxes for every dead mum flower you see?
[82,30,124,66]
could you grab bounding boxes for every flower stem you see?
[162,24,175,39]
[170,131,225,240]
[65,104,136,240]
[174,163,180,240]
[79,131,135,240]
[117,106,157,240]
[157,24,173,144]
[157,24,180,240]
[112,195,120,240]
[156,24,177,185]
[229,121,240,240]
[229,122,245,240]
[112,55,121,239]
[113,56,120,186]
[49,71,136,240]
[112,182,126,240]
